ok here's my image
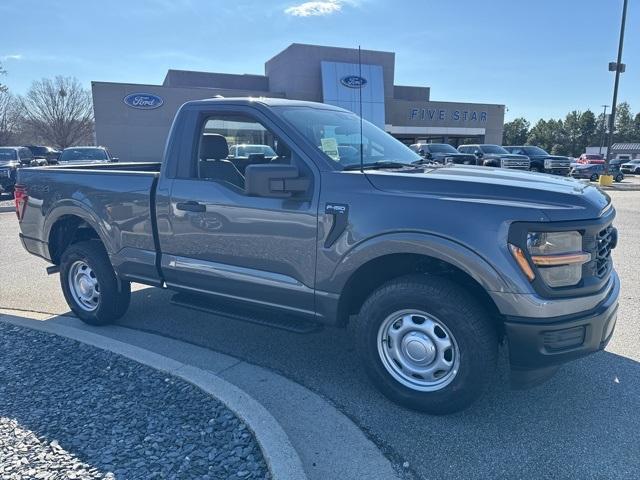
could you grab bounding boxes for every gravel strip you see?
[0,322,270,480]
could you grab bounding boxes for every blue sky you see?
[1,0,638,122]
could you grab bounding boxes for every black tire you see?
[615,174,624,183]
[590,173,599,182]
[59,240,131,325]
[355,274,498,414]
[530,166,542,173]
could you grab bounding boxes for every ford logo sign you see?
[123,93,164,110]
[340,75,367,89]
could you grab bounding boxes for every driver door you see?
[158,106,320,317]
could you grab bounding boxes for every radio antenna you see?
[358,45,363,172]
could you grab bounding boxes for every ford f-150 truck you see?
[457,144,531,170]
[15,98,620,414]
[503,146,572,175]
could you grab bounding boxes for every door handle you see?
[176,201,206,212]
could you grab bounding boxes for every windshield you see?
[29,147,47,155]
[0,148,17,161]
[278,107,420,168]
[481,145,509,155]
[427,144,458,154]
[524,146,549,156]
[60,148,108,162]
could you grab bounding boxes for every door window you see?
[192,114,295,191]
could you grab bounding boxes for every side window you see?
[20,148,33,162]
[194,114,293,191]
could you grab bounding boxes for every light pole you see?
[599,104,608,156]
[604,0,628,176]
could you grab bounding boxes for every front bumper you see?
[546,167,570,176]
[504,270,619,387]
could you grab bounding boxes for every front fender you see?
[324,232,515,295]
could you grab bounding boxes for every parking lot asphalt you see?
[1,190,639,480]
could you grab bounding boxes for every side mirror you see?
[245,164,310,198]
[476,151,483,158]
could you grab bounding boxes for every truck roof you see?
[182,97,348,111]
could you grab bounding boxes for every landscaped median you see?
[0,320,297,480]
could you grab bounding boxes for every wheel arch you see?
[45,205,114,265]
[328,233,509,331]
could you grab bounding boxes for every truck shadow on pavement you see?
[108,287,639,479]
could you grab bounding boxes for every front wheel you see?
[615,174,624,182]
[530,166,542,173]
[590,173,599,182]
[60,241,131,325]
[355,274,498,414]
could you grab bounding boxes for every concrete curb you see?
[598,185,640,191]
[0,310,307,480]
[0,206,14,213]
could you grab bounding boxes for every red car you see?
[577,154,606,164]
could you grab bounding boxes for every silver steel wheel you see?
[68,260,100,312]
[377,309,460,392]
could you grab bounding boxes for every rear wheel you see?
[615,174,624,183]
[60,241,131,325]
[590,173,599,182]
[355,274,498,414]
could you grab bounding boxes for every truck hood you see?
[365,164,610,222]
[529,154,571,161]
[483,154,529,160]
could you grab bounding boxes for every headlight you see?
[526,231,590,287]
[509,231,591,288]
[544,159,552,169]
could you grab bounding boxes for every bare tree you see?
[0,90,20,145]
[0,62,7,93]
[21,76,94,149]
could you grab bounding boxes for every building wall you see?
[386,100,505,144]
[92,82,281,163]
[265,43,395,102]
[163,70,270,91]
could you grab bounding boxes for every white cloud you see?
[284,0,343,17]
[1,54,23,61]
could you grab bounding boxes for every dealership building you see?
[92,43,505,162]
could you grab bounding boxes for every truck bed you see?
[17,162,162,285]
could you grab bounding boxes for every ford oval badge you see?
[123,93,164,110]
[340,75,367,89]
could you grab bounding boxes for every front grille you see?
[595,226,614,278]
[546,159,571,169]
[501,159,530,170]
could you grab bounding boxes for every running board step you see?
[170,292,322,334]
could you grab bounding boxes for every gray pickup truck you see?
[15,98,620,414]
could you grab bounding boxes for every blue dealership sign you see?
[123,93,164,110]
[340,75,367,89]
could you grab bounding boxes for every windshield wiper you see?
[343,161,414,171]
[411,158,437,165]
